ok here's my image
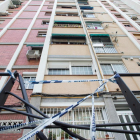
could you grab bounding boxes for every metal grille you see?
[117,111,140,140]
[101,64,128,75]
[40,107,112,139]
[48,69,69,75]
[0,120,23,133]
[72,66,93,75]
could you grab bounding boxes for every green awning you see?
[90,34,109,37]
[85,21,102,23]
[26,44,44,47]
[52,34,86,37]
[54,21,81,24]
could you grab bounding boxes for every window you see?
[85,14,95,18]
[42,20,49,25]
[0,20,5,24]
[41,106,111,139]
[117,111,140,140]
[101,64,128,75]
[49,2,54,4]
[45,12,52,16]
[123,23,132,27]
[115,15,123,18]
[94,46,117,53]
[37,31,47,37]
[51,36,86,45]
[133,34,140,40]
[23,77,36,89]
[56,13,78,16]
[8,11,13,15]
[48,69,69,75]
[0,120,23,133]
[86,22,103,29]
[61,6,72,8]
[72,66,93,75]
[110,9,116,12]
[48,6,53,9]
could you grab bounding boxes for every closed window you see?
[48,6,53,9]
[48,69,69,75]
[23,77,36,89]
[133,34,140,40]
[94,46,117,53]
[101,64,128,75]
[86,14,95,18]
[72,66,93,75]
[115,15,123,18]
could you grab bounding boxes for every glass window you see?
[48,69,69,75]
[86,14,95,18]
[72,66,93,75]
[101,64,128,75]
[94,47,117,53]
[23,77,36,89]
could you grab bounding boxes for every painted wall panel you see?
[48,45,91,55]
[37,11,51,18]
[0,19,11,28]
[29,1,42,5]
[10,19,32,28]
[18,12,36,18]
[43,76,99,94]
[0,30,26,43]
[33,19,49,28]
[25,6,40,11]
[26,29,47,42]
[54,16,80,21]
[0,45,17,65]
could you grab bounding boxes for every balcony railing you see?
[53,24,82,28]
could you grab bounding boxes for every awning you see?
[52,34,86,37]
[80,6,93,10]
[90,34,109,37]
[26,44,44,47]
[54,21,81,24]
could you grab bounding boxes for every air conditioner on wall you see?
[131,15,138,20]
[9,5,17,9]
[26,50,41,61]
[0,12,9,16]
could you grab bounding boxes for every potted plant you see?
[48,131,56,140]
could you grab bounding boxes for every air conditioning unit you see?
[26,50,41,61]
[131,15,138,20]
[9,5,17,9]
[0,11,9,16]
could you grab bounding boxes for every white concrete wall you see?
[0,0,11,12]
[121,0,140,14]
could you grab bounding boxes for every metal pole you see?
[18,74,48,140]
[115,74,140,122]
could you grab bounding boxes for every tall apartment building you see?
[0,0,140,139]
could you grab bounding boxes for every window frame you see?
[100,63,128,75]
[37,31,47,37]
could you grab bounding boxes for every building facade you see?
[0,0,140,139]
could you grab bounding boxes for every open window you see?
[0,20,5,24]
[45,12,52,16]
[78,0,88,5]
[83,12,95,18]
[37,31,47,37]
[90,34,117,53]
[57,5,76,9]
[123,23,132,27]
[86,21,103,29]
[53,21,82,28]
[51,34,86,45]
[42,20,49,25]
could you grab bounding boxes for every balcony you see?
[90,34,117,53]
[51,34,86,45]
[86,22,103,29]
[53,21,82,28]
[55,12,78,17]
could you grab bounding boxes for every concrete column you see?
[103,95,126,140]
